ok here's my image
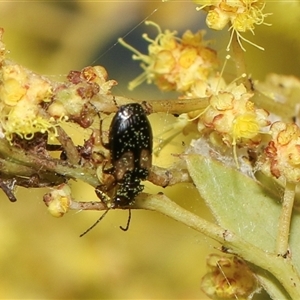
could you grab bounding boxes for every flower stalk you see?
[276,181,296,257]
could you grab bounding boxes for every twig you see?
[90,95,210,115]
[276,181,296,257]
[230,30,252,90]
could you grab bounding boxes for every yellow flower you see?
[0,65,27,106]
[119,21,219,93]
[49,66,117,126]
[207,8,230,30]
[233,113,261,141]
[201,254,259,299]
[201,82,269,148]
[3,102,58,141]
[194,0,271,51]
[44,184,72,218]
[0,63,57,141]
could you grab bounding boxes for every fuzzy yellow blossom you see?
[0,63,58,141]
[4,102,57,140]
[194,0,271,51]
[264,122,300,183]
[119,21,219,92]
[81,66,117,95]
[201,254,259,299]
[185,73,227,98]
[200,82,270,149]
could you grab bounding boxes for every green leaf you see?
[186,154,280,252]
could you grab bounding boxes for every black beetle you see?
[108,103,152,207]
[80,103,152,236]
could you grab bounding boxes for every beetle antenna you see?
[80,208,111,237]
[119,208,131,231]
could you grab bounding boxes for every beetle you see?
[80,103,152,236]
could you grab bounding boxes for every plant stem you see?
[252,89,295,121]
[69,200,106,211]
[276,181,296,257]
[230,30,251,90]
[0,139,99,187]
[91,95,210,115]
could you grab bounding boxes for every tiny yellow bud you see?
[233,113,260,140]
[43,184,72,218]
[206,9,229,30]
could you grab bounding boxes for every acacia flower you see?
[194,0,271,51]
[0,27,118,142]
[119,21,219,93]
[48,66,117,128]
[264,122,300,183]
[43,184,72,217]
[0,63,57,141]
[199,82,270,151]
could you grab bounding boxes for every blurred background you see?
[0,1,299,299]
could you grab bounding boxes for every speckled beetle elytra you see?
[80,103,152,236]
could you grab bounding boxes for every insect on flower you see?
[80,103,153,236]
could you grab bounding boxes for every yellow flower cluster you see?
[194,0,271,51]
[0,59,117,143]
[264,122,300,183]
[0,28,120,142]
[119,21,219,93]
[0,63,56,141]
[199,82,270,151]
